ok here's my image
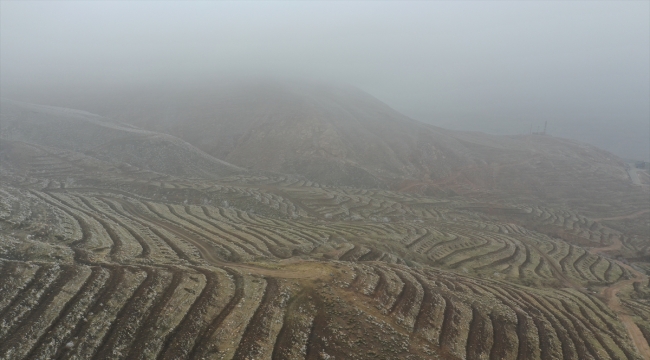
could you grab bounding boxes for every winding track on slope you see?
[591,237,650,359]
[591,209,650,222]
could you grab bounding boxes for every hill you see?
[0,99,246,179]
[1,139,649,359]
[32,80,646,211]
[0,85,648,359]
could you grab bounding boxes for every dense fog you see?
[1,1,648,160]
[2,3,650,358]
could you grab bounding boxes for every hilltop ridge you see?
[21,80,641,205]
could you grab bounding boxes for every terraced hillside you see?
[1,131,649,360]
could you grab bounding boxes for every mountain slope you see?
[0,83,648,360]
[1,144,648,360]
[0,99,246,179]
[40,80,643,205]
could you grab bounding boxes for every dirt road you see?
[592,238,650,359]
[590,237,623,255]
[592,209,650,222]
[628,166,642,186]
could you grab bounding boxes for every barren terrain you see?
[0,91,648,359]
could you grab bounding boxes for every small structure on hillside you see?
[532,121,548,135]
[635,161,649,169]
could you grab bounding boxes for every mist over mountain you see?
[2,1,648,160]
[2,80,640,213]
[1,2,650,359]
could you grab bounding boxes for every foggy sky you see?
[2,1,649,160]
